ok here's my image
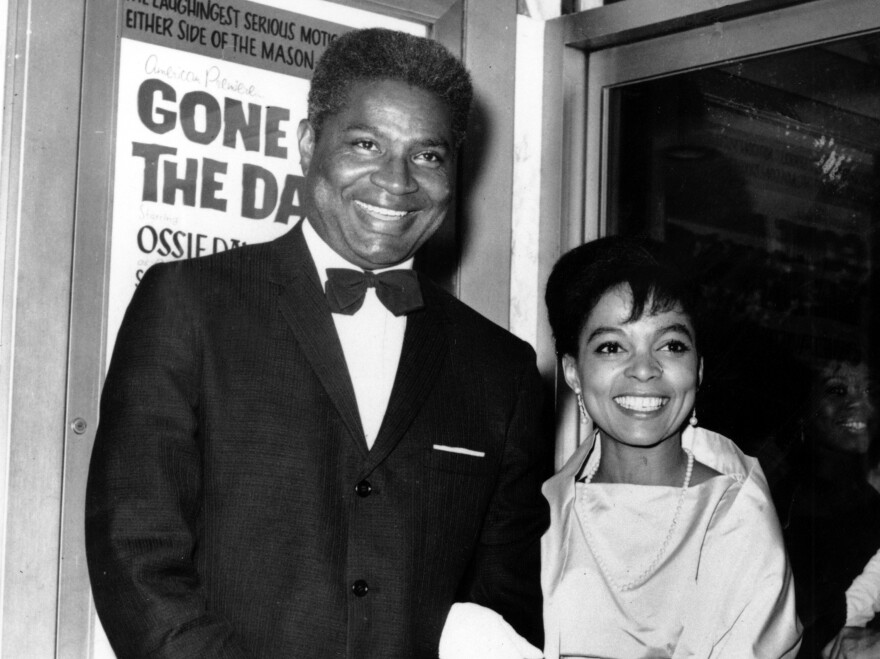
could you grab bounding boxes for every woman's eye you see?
[661,340,691,353]
[826,384,847,397]
[595,342,622,355]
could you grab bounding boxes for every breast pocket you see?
[423,445,494,476]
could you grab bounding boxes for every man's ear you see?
[561,354,582,394]
[297,119,316,174]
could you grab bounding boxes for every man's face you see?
[297,79,455,270]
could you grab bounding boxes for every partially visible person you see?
[771,357,880,658]
[823,545,880,658]
[541,235,802,658]
[86,28,550,658]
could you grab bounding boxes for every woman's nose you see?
[850,389,875,411]
[625,351,663,380]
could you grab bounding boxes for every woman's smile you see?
[614,395,669,413]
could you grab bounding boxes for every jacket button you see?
[354,480,372,497]
[351,580,369,597]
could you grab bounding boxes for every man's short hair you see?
[308,28,473,147]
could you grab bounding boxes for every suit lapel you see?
[271,223,367,454]
[362,283,448,473]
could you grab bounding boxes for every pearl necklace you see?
[578,443,695,592]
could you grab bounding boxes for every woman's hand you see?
[822,626,880,658]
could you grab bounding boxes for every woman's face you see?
[563,284,702,449]
[808,361,876,454]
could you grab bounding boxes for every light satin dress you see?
[541,427,803,659]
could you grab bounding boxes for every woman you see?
[771,357,880,657]
[541,236,802,658]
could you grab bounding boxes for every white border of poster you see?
[107,38,312,352]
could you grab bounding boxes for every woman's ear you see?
[561,354,582,394]
[698,357,704,388]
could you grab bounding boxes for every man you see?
[86,28,550,658]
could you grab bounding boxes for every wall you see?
[1,0,87,655]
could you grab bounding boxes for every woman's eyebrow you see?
[585,326,622,343]
[658,322,694,340]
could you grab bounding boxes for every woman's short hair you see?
[545,235,701,357]
[307,28,473,147]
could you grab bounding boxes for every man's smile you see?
[354,200,410,220]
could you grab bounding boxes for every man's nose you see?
[370,155,418,195]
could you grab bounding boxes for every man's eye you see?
[415,151,443,165]
[353,140,378,151]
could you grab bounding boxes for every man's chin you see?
[347,245,418,270]
[345,232,435,268]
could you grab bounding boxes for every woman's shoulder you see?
[542,436,593,502]
[686,427,772,491]
[702,463,784,548]
[690,460,724,486]
[687,428,783,533]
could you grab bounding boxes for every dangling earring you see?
[689,408,698,427]
[577,393,589,425]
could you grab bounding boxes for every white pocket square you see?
[432,444,485,458]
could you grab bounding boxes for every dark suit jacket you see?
[86,223,551,658]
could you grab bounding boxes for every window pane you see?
[610,33,880,461]
[609,35,880,651]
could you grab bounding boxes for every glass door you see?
[588,0,880,454]
[587,2,880,651]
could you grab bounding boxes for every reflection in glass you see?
[608,33,880,657]
[610,33,880,454]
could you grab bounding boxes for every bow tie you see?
[324,268,424,316]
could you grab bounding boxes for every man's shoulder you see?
[419,278,536,362]
[170,236,276,271]
[141,234,286,291]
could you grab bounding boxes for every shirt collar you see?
[301,218,414,288]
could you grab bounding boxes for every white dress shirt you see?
[301,219,408,449]
[304,221,532,658]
